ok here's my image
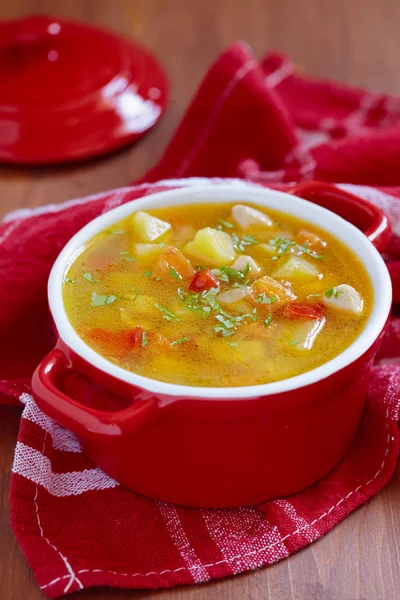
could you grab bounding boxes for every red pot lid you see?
[0,15,169,164]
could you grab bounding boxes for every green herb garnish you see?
[211,268,229,282]
[307,293,322,298]
[171,336,190,346]
[168,266,182,281]
[325,287,342,299]
[297,242,324,260]
[154,303,180,322]
[289,338,301,346]
[64,277,75,284]
[122,288,138,301]
[218,219,234,229]
[220,266,245,280]
[268,238,296,260]
[91,292,117,307]
[123,256,136,262]
[229,342,238,347]
[264,314,273,326]
[255,293,278,305]
[143,271,152,277]
[141,331,149,347]
[109,229,125,235]
[83,272,99,283]
[232,233,259,253]
[242,263,251,277]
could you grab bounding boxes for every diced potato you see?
[207,338,265,365]
[231,204,273,229]
[130,295,157,313]
[285,318,326,351]
[227,340,266,363]
[322,284,363,315]
[119,308,152,330]
[119,295,156,328]
[132,243,164,266]
[272,256,320,281]
[217,286,252,304]
[100,271,135,295]
[251,275,296,303]
[184,227,235,267]
[256,243,277,257]
[296,229,326,250]
[151,355,194,381]
[171,223,197,245]
[301,276,336,298]
[131,211,171,242]
[153,247,195,280]
[231,255,260,275]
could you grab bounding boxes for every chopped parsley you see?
[123,256,136,262]
[108,229,125,235]
[177,287,258,338]
[242,262,251,277]
[264,314,273,327]
[211,268,229,282]
[255,293,278,304]
[214,263,252,283]
[154,303,180,322]
[119,251,129,255]
[64,277,75,284]
[141,331,149,347]
[268,238,296,260]
[297,242,324,260]
[83,272,99,283]
[178,287,221,316]
[289,338,301,346]
[325,287,342,299]
[171,336,190,346]
[168,266,182,281]
[232,233,259,253]
[214,308,258,337]
[307,293,322,298]
[123,289,138,301]
[143,271,152,277]
[220,266,245,280]
[268,238,324,261]
[91,292,117,307]
[229,342,238,347]
[218,219,234,229]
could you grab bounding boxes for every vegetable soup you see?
[63,202,373,387]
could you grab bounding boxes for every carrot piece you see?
[296,230,326,250]
[85,326,145,357]
[153,247,195,280]
[284,302,325,320]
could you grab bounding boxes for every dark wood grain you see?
[1,1,400,599]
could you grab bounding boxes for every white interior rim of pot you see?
[48,183,392,400]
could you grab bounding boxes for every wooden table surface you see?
[1,1,400,599]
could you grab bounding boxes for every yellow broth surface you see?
[63,202,373,387]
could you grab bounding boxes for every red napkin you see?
[1,43,400,597]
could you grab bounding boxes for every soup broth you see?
[63,202,373,387]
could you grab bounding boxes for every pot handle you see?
[31,348,159,440]
[288,181,392,252]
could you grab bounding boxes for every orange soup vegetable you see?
[63,202,372,387]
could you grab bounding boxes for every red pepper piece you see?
[189,268,220,292]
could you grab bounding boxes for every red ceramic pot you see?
[31,181,392,508]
